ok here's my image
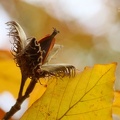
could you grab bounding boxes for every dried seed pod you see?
[6,21,76,80]
[3,21,76,120]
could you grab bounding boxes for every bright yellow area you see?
[21,63,116,120]
[0,59,21,98]
[112,91,120,117]
[0,58,46,107]
[28,79,47,107]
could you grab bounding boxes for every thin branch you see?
[18,74,28,98]
[2,78,37,120]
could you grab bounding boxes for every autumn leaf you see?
[21,63,116,120]
[112,91,120,118]
[0,59,20,97]
[28,79,47,107]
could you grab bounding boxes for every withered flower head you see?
[3,21,76,120]
[6,21,76,80]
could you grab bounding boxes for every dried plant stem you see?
[2,78,37,120]
[4,21,76,120]
[18,74,28,98]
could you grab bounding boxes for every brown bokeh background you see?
[0,0,120,119]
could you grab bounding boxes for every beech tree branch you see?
[2,79,37,120]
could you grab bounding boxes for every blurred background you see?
[0,0,120,119]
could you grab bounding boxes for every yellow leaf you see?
[28,79,47,107]
[0,59,20,98]
[21,63,116,120]
[112,91,120,117]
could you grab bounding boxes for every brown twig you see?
[2,78,37,120]
[3,21,75,120]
